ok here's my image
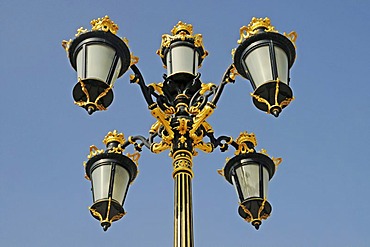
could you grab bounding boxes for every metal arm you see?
[130,64,155,107]
[122,135,151,152]
[211,64,238,106]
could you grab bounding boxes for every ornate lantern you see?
[221,132,277,230]
[233,17,297,117]
[62,16,133,114]
[224,152,275,229]
[84,131,139,231]
[157,21,208,83]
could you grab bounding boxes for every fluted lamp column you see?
[172,150,194,247]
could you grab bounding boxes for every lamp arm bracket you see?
[129,64,156,107]
[211,64,239,106]
[207,134,233,152]
[189,86,216,114]
[157,95,176,115]
[206,133,256,155]
[122,135,151,152]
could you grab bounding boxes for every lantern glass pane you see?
[112,165,130,205]
[167,45,198,77]
[91,164,112,202]
[235,163,260,200]
[77,44,121,85]
[274,46,289,84]
[245,46,273,88]
[76,46,85,79]
[262,166,269,198]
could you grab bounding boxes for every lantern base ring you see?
[89,198,126,231]
[238,197,272,230]
[251,80,294,117]
[73,78,114,115]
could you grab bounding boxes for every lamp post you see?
[63,16,297,247]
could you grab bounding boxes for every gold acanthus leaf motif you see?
[237,17,278,44]
[90,15,119,34]
[194,142,213,153]
[272,157,282,168]
[107,146,124,154]
[151,141,171,154]
[284,31,298,46]
[111,213,126,222]
[171,21,193,35]
[157,22,208,61]
[217,169,225,177]
[235,132,257,147]
[103,130,125,145]
[88,145,104,159]
[260,149,283,168]
[176,118,190,135]
[150,107,174,141]
[130,53,139,66]
[61,39,72,53]
[200,83,216,95]
[76,27,88,37]
[229,65,239,81]
[89,207,103,221]
[234,132,256,155]
[148,83,164,95]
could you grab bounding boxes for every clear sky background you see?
[1,0,369,246]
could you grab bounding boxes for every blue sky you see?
[1,0,370,246]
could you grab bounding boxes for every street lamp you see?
[233,17,297,117]
[63,16,297,246]
[84,130,138,231]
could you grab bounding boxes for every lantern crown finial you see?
[157,21,208,64]
[248,17,276,32]
[234,132,257,155]
[91,15,119,34]
[103,130,125,145]
[237,17,278,44]
[171,21,193,35]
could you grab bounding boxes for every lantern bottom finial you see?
[87,106,95,115]
[252,220,261,230]
[271,107,281,117]
[101,221,111,231]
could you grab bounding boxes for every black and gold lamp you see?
[63,16,297,247]
[233,17,297,117]
[221,132,277,230]
[62,16,135,115]
[84,130,139,231]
